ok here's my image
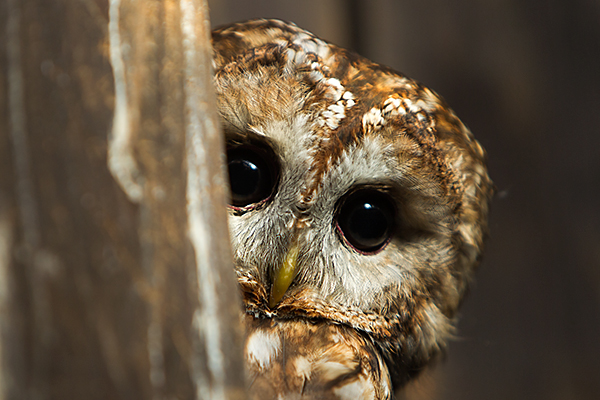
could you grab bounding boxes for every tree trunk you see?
[0,0,244,398]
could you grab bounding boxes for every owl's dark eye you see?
[336,190,396,253]
[227,145,277,208]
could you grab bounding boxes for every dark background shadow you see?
[208,1,600,399]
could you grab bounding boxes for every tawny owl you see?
[212,19,492,399]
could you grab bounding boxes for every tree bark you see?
[0,0,244,399]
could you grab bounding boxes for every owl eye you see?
[227,145,277,208]
[336,190,396,253]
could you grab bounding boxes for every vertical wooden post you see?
[0,0,244,399]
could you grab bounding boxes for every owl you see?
[212,19,492,399]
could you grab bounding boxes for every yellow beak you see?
[269,243,299,308]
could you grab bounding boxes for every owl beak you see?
[269,242,299,308]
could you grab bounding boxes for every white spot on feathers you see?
[246,329,281,370]
[333,376,376,400]
[362,107,385,134]
[293,356,312,381]
[316,361,355,382]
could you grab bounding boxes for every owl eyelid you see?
[342,184,395,197]
[335,223,394,256]
[228,198,272,214]
[224,127,279,151]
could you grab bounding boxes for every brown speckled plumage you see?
[212,19,492,399]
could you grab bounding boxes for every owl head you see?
[212,19,492,397]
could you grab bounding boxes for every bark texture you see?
[0,0,244,399]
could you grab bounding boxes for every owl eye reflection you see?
[227,145,277,207]
[336,190,396,253]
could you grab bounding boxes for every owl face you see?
[212,19,492,398]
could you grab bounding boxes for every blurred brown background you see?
[208,1,600,399]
